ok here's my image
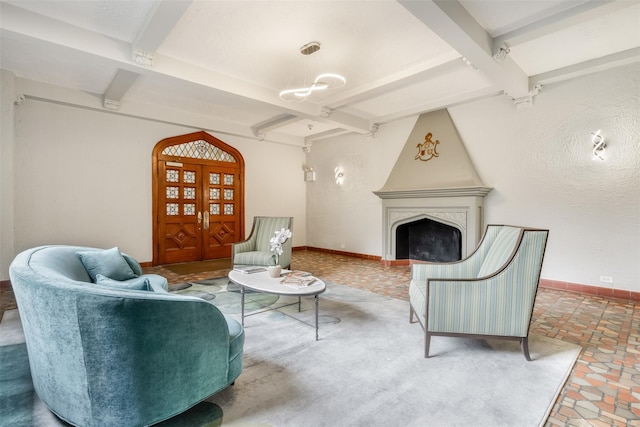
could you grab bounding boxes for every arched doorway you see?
[152,131,245,265]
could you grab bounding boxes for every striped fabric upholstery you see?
[253,217,289,251]
[409,280,428,326]
[411,225,503,283]
[409,225,549,358]
[232,217,293,267]
[232,251,276,266]
[426,230,548,336]
[409,225,505,327]
[476,226,522,277]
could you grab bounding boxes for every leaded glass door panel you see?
[201,164,240,259]
[152,132,245,265]
[158,162,202,264]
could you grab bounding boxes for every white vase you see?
[267,265,282,278]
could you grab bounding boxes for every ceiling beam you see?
[15,77,305,146]
[132,0,192,65]
[0,2,372,135]
[311,106,373,135]
[398,0,530,99]
[372,85,503,124]
[305,129,351,144]
[494,0,633,50]
[155,52,374,134]
[323,54,461,109]
[251,114,299,138]
[531,47,640,86]
[103,69,140,110]
[0,2,129,64]
[111,0,191,106]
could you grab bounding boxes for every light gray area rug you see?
[185,279,581,427]
[0,280,581,427]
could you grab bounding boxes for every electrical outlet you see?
[599,276,613,284]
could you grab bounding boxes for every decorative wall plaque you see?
[414,132,440,162]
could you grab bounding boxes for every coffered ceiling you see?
[1,0,638,147]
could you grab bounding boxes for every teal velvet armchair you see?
[9,245,244,427]
[409,225,549,360]
[232,216,293,268]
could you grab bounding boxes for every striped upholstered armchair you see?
[409,225,549,360]
[232,216,294,269]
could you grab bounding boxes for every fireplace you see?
[373,109,492,263]
[374,187,491,262]
[396,217,462,262]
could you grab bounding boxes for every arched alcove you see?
[152,131,245,265]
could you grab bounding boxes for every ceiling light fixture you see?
[279,41,345,102]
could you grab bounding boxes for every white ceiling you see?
[1,0,638,146]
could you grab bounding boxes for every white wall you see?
[305,117,416,256]
[4,64,638,292]
[4,96,306,276]
[1,70,16,279]
[449,63,639,292]
[306,63,639,292]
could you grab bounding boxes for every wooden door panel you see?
[162,223,199,264]
[205,220,236,259]
[152,131,245,266]
[157,162,202,264]
[202,165,240,260]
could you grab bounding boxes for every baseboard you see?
[538,279,640,301]
[4,252,638,301]
[378,257,640,301]
[304,246,380,261]
[302,249,640,302]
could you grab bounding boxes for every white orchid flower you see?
[270,228,292,260]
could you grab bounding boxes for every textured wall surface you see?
[305,117,413,255]
[7,99,306,267]
[1,71,16,280]
[378,109,483,191]
[3,65,638,291]
[450,63,639,292]
[307,63,639,292]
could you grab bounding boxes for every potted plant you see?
[268,228,292,277]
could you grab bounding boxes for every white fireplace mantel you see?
[373,186,493,261]
[374,186,492,199]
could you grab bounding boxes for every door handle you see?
[197,211,202,224]
[203,210,210,230]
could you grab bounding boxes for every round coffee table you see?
[228,269,326,340]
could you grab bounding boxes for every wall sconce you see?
[334,167,344,185]
[304,167,316,182]
[591,130,606,160]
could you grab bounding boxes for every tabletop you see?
[228,269,326,296]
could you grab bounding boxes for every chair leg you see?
[521,337,532,361]
[409,304,416,323]
[424,332,431,358]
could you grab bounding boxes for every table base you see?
[241,287,320,341]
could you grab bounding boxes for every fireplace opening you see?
[396,218,462,262]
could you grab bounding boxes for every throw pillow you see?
[76,247,138,282]
[95,274,151,291]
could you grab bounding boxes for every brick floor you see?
[2,249,638,426]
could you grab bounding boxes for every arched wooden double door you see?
[152,131,245,265]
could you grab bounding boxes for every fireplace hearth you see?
[396,217,462,262]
